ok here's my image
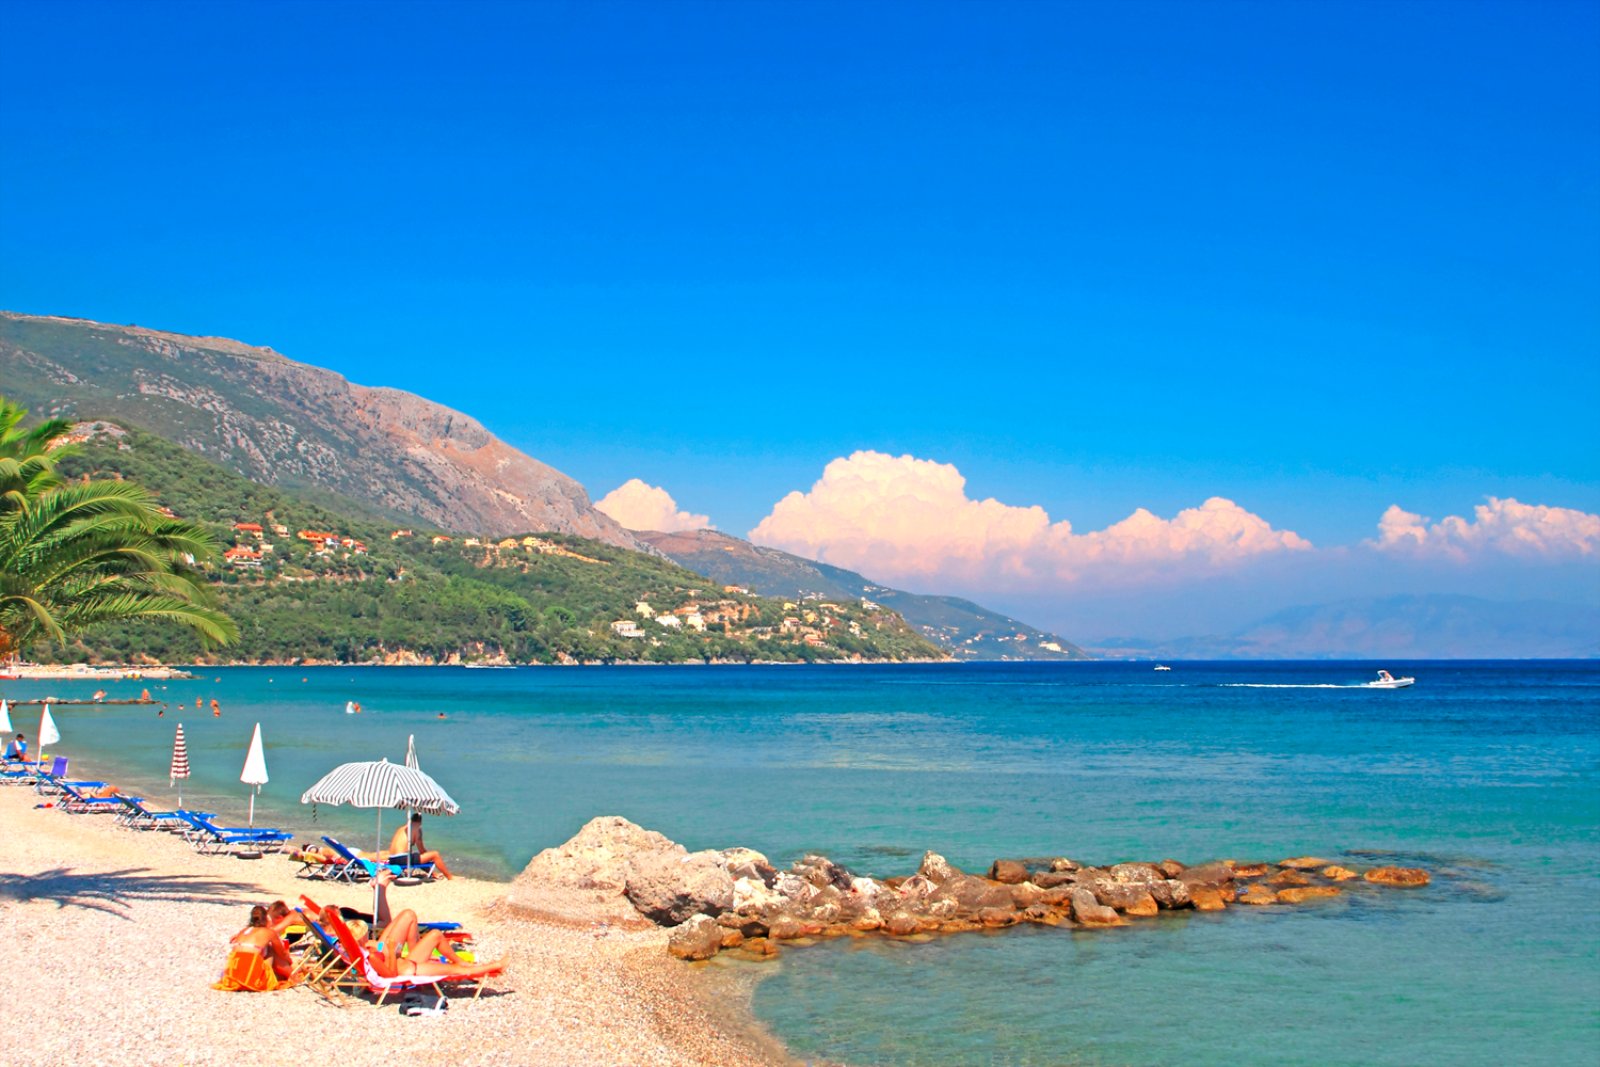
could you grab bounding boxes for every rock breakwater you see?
[506,817,1432,963]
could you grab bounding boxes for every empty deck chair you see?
[177,811,292,854]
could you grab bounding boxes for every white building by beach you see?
[655,614,682,629]
[610,620,644,638]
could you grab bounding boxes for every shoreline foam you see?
[0,771,798,1067]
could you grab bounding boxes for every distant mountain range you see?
[1089,595,1600,660]
[0,312,644,549]
[637,529,1089,660]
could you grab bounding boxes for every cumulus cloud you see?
[1372,497,1600,560]
[595,479,712,533]
[748,451,1310,589]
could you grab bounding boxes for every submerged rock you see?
[1278,856,1331,870]
[1278,886,1342,905]
[1322,865,1359,882]
[1070,888,1125,925]
[1364,866,1431,887]
[1238,884,1280,906]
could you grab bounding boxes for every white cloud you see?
[1373,497,1600,561]
[595,479,712,533]
[748,450,1310,589]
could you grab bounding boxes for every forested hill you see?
[43,425,944,665]
[638,529,1089,660]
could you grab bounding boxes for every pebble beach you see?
[0,782,794,1067]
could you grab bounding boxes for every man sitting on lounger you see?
[3,733,25,763]
[389,812,453,878]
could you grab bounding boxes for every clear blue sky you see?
[3,0,1597,554]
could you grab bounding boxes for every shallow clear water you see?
[6,661,1596,1065]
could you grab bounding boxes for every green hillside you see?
[42,425,944,665]
[638,530,1089,660]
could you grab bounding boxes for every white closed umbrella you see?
[39,704,61,766]
[241,722,268,827]
[0,699,12,735]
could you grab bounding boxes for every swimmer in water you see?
[211,699,221,717]
[195,697,202,710]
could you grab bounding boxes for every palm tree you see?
[0,398,236,659]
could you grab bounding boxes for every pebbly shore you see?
[0,784,797,1067]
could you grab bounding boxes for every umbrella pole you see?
[248,789,255,828]
[374,808,384,922]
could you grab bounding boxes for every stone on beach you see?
[624,848,735,925]
[667,914,724,961]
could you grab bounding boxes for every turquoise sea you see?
[5,661,1596,1066]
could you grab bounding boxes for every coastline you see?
[0,771,801,1067]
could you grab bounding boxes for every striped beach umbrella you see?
[169,724,190,806]
[301,757,458,909]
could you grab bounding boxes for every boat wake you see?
[1221,683,1378,689]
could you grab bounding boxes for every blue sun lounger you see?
[177,811,292,855]
[320,836,437,883]
[116,796,207,830]
[54,780,141,814]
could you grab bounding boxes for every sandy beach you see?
[0,780,793,1067]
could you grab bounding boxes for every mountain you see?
[636,529,1089,660]
[1089,595,1600,659]
[0,311,644,549]
[40,425,944,666]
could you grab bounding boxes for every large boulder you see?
[989,859,1029,884]
[933,874,1015,916]
[1238,884,1280,906]
[1322,865,1359,882]
[1364,866,1431,887]
[1268,868,1311,887]
[1069,888,1124,925]
[732,875,786,915]
[1177,862,1234,888]
[1031,871,1078,889]
[504,815,682,926]
[666,914,724,960]
[1109,863,1163,885]
[1088,879,1153,912]
[624,848,735,925]
[919,852,961,884]
[721,847,776,885]
[1148,879,1192,909]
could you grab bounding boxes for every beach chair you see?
[55,780,139,813]
[298,893,471,942]
[320,910,502,1005]
[115,796,194,830]
[176,811,292,855]
[320,836,438,883]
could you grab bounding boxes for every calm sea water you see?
[6,661,1596,1065]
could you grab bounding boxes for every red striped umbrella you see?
[170,724,190,806]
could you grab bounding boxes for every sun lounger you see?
[320,910,501,1005]
[115,796,202,830]
[319,836,438,883]
[54,780,140,813]
[176,811,292,855]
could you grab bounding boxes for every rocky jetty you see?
[507,818,1435,963]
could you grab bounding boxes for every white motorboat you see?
[1367,670,1415,689]
[1153,664,1172,671]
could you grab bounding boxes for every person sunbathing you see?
[216,904,295,991]
[348,915,504,979]
[388,812,453,878]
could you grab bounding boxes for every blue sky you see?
[3,0,1597,635]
